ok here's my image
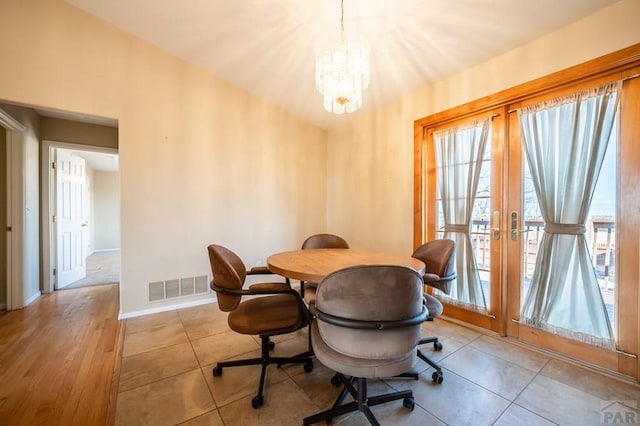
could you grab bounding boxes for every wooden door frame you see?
[41,140,118,294]
[1,107,25,310]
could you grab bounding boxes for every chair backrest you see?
[301,233,350,250]
[412,239,456,278]
[315,265,424,360]
[207,244,247,312]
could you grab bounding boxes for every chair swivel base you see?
[302,374,415,426]
[212,335,313,409]
[417,336,444,384]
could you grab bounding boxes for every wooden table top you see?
[267,248,426,283]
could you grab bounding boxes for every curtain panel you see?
[517,81,621,349]
[433,119,490,312]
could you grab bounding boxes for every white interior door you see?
[56,150,87,288]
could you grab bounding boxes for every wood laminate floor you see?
[0,284,122,425]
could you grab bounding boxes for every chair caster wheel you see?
[304,361,314,373]
[432,371,444,384]
[434,341,443,351]
[268,340,276,350]
[403,397,415,411]
[251,395,264,409]
[330,374,342,387]
[212,366,223,377]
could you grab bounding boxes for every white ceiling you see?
[65,0,619,130]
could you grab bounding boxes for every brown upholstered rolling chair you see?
[411,239,456,384]
[302,265,427,426]
[207,244,313,409]
[299,233,349,302]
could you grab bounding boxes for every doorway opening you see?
[43,142,120,292]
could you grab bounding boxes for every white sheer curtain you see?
[434,119,490,311]
[517,81,620,349]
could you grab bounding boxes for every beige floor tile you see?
[122,321,189,357]
[540,358,640,402]
[427,318,483,344]
[217,378,320,425]
[115,369,215,426]
[178,409,225,426]
[126,310,180,334]
[416,335,468,365]
[396,368,510,425]
[116,302,634,426]
[119,342,200,391]
[178,304,231,341]
[325,378,445,426]
[191,330,260,366]
[470,335,550,372]
[202,348,292,407]
[440,345,538,400]
[515,374,603,425]
[331,399,444,426]
[493,404,557,426]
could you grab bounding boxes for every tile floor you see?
[115,302,640,426]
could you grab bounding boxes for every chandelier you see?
[315,0,370,114]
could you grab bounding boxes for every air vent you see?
[148,275,209,303]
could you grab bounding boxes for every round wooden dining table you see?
[267,248,426,283]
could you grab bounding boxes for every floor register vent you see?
[148,275,209,302]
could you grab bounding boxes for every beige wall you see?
[326,0,640,255]
[0,0,327,315]
[0,128,6,307]
[93,171,120,251]
[41,117,118,150]
[0,104,41,305]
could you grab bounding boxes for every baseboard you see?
[92,248,120,254]
[0,303,6,311]
[118,295,217,320]
[25,291,42,306]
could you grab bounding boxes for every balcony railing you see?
[437,217,616,325]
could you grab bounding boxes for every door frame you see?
[41,140,118,294]
[1,107,25,310]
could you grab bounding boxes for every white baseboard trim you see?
[92,248,120,253]
[118,295,218,320]
[25,291,42,306]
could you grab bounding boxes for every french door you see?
[415,65,640,378]
[505,76,640,377]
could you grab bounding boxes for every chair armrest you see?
[249,282,291,292]
[247,266,273,275]
[309,303,427,330]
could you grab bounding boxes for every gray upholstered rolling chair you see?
[299,233,349,303]
[302,265,427,426]
[411,239,456,384]
[207,244,313,409]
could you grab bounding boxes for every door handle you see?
[510,211,531,241]
[492,211,500,240]
[81,222,89,227]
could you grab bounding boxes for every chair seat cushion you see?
[228,294,305,336]
[423,293,443,317]
[303,283,318,304]
[311,321,416,378]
